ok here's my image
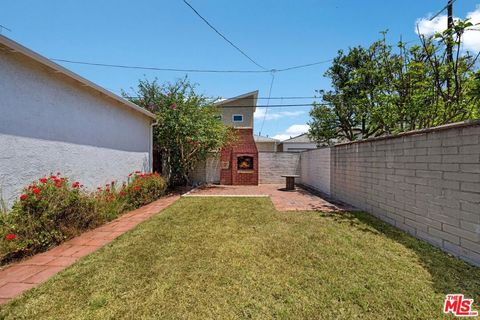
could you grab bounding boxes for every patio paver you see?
[184,184,351,212]
[0,194,180,304]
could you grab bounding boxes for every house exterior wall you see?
[219,97,254,128]
[256,141,277,152]
[298,121,480,266]
[258,152,300,184]
[299,148,331,195]
[281,142,318,152]
[0,49,152,206]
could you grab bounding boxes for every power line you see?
[222,103,326,108]
[259,72,276,135]
[430,0,458,21]
[275,59,333,72]
[51,58,331,74]
[182,0,267,71]
[50,59,268,73]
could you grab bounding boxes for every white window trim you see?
[232,114,244,122]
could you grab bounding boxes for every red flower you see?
[135,186,140,191]
[39,177,48,184]
[135,171,141,174]
[50,175,57,180]
[119,191,126,197]
[72,181,81,188]
[5,234,16,241]
[170,102,177,110]
[32,188,41,195]
[20,194,28,201]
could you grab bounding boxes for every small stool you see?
[281,175,300,191]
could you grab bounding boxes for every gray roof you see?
[254,134,279,143]
[281,133,313,143]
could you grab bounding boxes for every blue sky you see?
[2,0,479,140]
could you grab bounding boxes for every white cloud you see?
[272,124,310,141]
[254,109,305,120]
[415,5,480,52]
[464,6,480,52]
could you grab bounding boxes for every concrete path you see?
[185,184,348,212]
[0,194,179,304]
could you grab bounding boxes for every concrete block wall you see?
[299,148,331,196]
[296,121,480,266]
[258,152,300,184]
[330,122,480,266]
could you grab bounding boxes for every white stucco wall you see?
[0,49,152,206]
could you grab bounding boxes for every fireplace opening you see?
[237,156,254,170]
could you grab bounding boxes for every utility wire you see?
[430,0,458,21]
[275,59,333,71]
[259,72,276,135]
[51,58,331,74]
[182,0,267,71]
[50,59,268,73]
[222,103,325,108]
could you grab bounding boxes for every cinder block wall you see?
[299,148,331,196]
[297,121,480,266]
[330,122,480,266]
[259,152,300,184]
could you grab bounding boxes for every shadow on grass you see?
[325,210,480,302]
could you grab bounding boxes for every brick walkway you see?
[185,184,348,211]
[0,194,180,305]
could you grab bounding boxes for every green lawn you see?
[1,197,479,319]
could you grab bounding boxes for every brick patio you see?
[184,184,349,211]
[0,194,180,305]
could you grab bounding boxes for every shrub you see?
[123,172,167,209]
[0,172,167,264]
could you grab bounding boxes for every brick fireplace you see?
[220,128,258,185]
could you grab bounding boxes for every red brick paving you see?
[0,194,179,304]
[185,184,349,212]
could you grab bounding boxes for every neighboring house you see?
[277,133,318,152]
[0,35,156,206]
[254,134,279,152]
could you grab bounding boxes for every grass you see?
[1,197,479,319]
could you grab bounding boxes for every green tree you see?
[124,78,234,185]
[309,23,479,144]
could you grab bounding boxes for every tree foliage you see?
[124,78,234,185]
[309,22,480,144]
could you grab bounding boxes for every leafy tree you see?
[124,78,234,185]
[309,22,479,144]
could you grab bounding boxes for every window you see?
[232,114,243,122]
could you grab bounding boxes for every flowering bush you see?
[0,172,167,265]
[123,172,167,209]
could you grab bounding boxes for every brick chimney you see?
[220,128,258,185]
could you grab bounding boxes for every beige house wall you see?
[218,96,254,128]
[256,141,277,152]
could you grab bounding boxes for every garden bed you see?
[0,172,167,266]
